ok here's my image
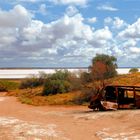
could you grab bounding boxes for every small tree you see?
[90,54,117,81]
[129,68,139,73]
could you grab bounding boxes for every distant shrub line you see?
[19,70,84,96]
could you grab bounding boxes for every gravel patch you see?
[95,127,140,140]
[0,117,69,140]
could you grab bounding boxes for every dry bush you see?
[44,91,81,105]
[0,80,19,92]
[107,72,140,86]
[19,91,81,106]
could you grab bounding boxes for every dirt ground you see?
[0,93,140,140]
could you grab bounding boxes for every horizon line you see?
[0,67,140,69]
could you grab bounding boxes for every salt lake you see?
[0,68,139,79]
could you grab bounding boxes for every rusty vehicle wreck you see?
[88,85,140,111]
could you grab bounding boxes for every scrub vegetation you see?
[0,80,20,92]
[3,54,140,106]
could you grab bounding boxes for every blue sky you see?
[0,0,140,67]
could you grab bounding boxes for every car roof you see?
[105,85,140,91]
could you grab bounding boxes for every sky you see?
[0,0,140,68]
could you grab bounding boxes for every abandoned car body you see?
[88,85,140,111]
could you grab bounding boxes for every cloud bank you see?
[0,4,140,67]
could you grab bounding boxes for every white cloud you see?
[113,17,127,29]
[93,26,112,40]
[87,26,112,51]
[0,36,17,46]
[51,0,88,6]
[0,4,32,51]
[87,17,97,23]
[0,5,31,28]
[122,39,137,48]
[130,47,140,53]
[41,14,93,41]
[66,6,79,16]
[104,17,127,29]
[21,20,43,45]
[39,4,47,15]
[97,4,118,11]
[118,18,140,39]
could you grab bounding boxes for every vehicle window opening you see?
[105,86,116,101]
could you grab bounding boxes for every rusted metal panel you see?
[101,101,118,110]
[136,95,140,108]
[119,104,133,109]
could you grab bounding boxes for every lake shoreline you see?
[0,68,140,79]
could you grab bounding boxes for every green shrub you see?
[48,70,70,80]
[0,80,19,91]
[43,79,71,96]
[43,70,79,96]
[20,77,41,89]
[20,73,47,89]
[0,82,7,91]
[129,68,139,73]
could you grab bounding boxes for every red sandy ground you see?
[0,93,140,140]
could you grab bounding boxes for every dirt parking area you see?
[0,95,140,140]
